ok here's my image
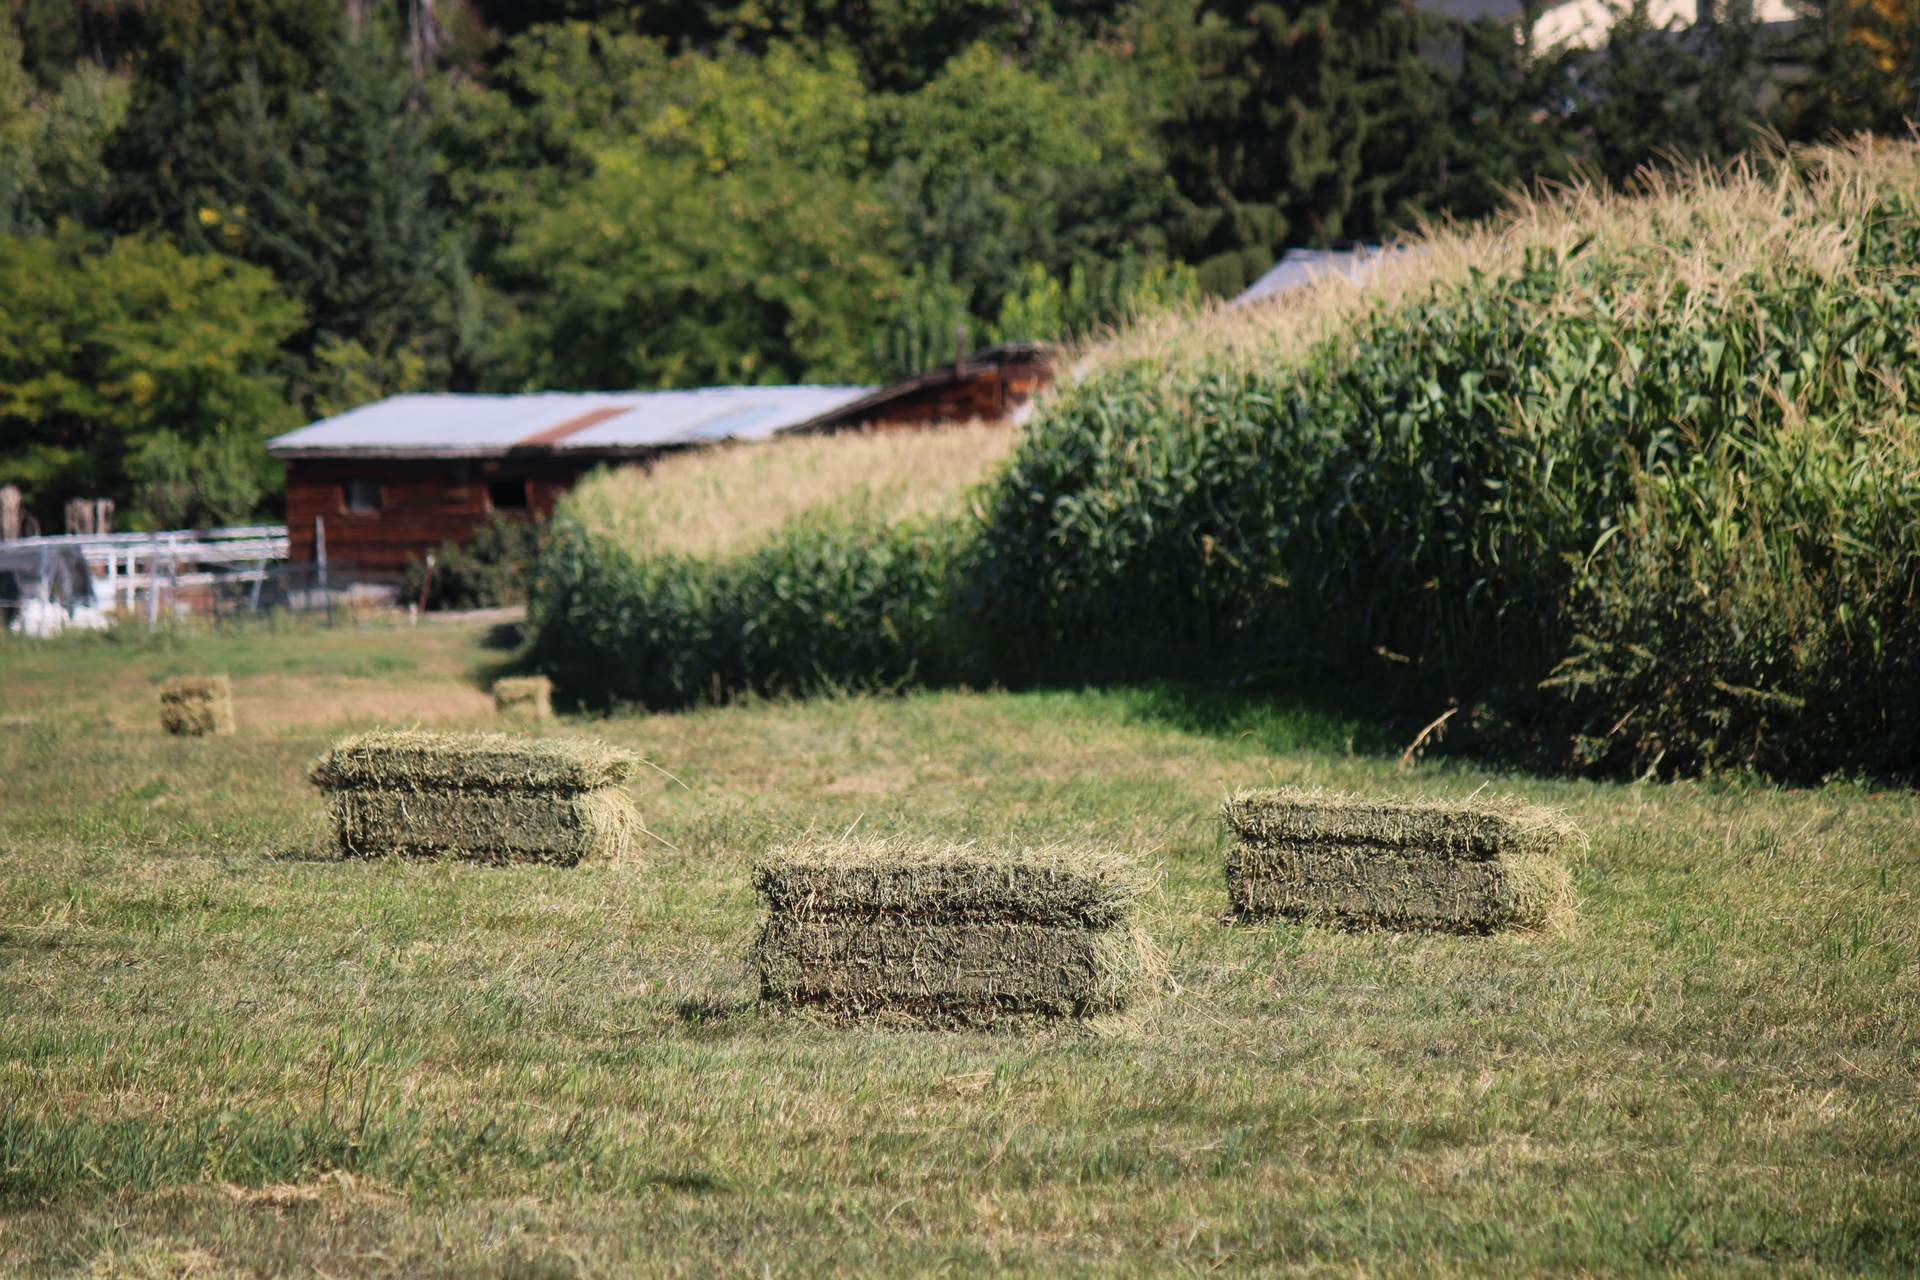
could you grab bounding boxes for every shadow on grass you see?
[672,995,762,1040]
[482,622,525,651]
[1085,674,1404,760]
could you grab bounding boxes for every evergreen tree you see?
[1571,0,1766,187]
[1428,15,1581,221]
[10,0,150,88]
[1165,0,1451,297]
[1775,0,1920,139]
[0,19,131,235]
[875,42,1180,325]
[106,4,471,406]
[462,0,1147,92]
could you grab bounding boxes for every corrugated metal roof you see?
[266,387,876,459]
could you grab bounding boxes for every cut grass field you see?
[1,616,1916,1276]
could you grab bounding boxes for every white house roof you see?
[1235,246,1401,307]
[266,386,876,459]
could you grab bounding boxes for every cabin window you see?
[344,479,382,513]
[489,479,528,510]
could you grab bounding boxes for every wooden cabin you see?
[266,348,1057,578]
[268,387,872,578]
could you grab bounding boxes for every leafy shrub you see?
[400,516,544,611]
[527,512,963,710]
[967,146,1920,780]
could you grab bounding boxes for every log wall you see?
[285,457,601,578]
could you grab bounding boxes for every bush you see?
[527,512,963,710]
[400,516,544,611]
[966,145,1920,780]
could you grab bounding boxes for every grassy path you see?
[1,618,1915,1276]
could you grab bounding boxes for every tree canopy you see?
[0,0,1911,529]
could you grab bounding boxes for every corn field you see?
[967,142,1920,779]
[530,142,1920,779]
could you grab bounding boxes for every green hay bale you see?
[159,675,234,737]
[493,676,553,722]
[753,917,1161,1022]
[309,729,637,794]
[1222,787,1579,933]
[751,838,1162,1024]
[753,836,1145,928]
[330,786,640,865]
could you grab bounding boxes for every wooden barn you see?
[268,386,871,578]
[265,348,1055,578]
[783,343,1055,435]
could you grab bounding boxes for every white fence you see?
[1,525,295,634]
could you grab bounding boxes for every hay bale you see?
[493,675,552,722]
[311,729,641,864]
[159,675,235,736]
[1222,787,1579,933]
[751,838,1161,1025]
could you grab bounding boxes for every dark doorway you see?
[489,479,528,510]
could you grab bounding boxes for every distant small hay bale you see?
[493,675,553,721]
[159,675,234,736]
[751,837,1162,1026]
[310,729,641,865]
[1222,787,1580,933]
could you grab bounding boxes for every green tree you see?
[1428,16,1581,221]
[464,0,1147,92]
[876,42,1181,323]
[0,224,300,528]
[106,4,470,407]
[990,255,1198,345]
[498,147,898,388]
[9,0,150,89]
[1570,0,1766,187]
[444,29,893,388]
[0,21,130,234]
[1776,0,1920,138]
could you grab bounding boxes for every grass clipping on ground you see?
[1222,787,1580,933]
[309,729,640,865]
[158,674,234,736]
[751,837,1162,1027]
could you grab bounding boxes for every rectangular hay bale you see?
[310,729,643,864]
[493,676,553,722]
[751,838,1160,1023]
[159,674,235,736]
[1222,787,1578,932]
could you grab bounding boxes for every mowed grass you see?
[0,618,1915,1278]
